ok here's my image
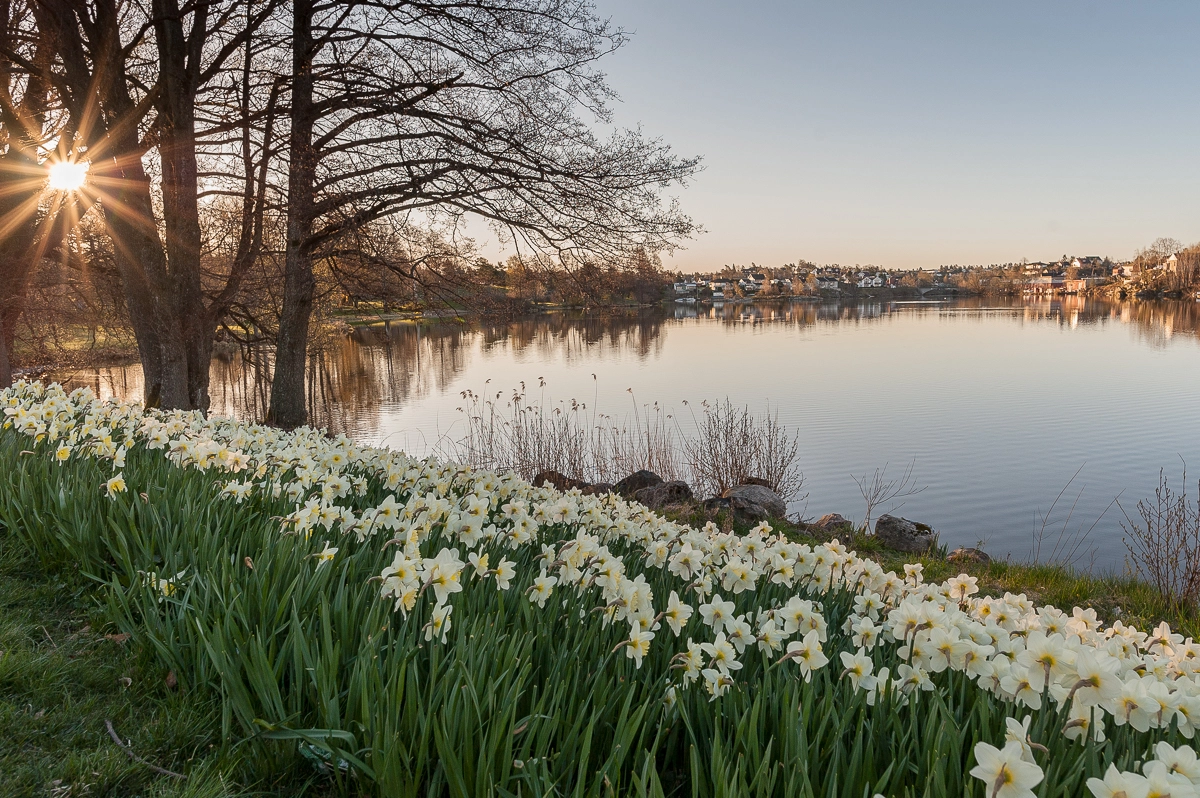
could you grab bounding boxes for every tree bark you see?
[267,0,316,428]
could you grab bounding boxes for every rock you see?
[580,482,613,496]
[813,513,853,532]
[874,514,935,554]
[703,494,768,522]
[633,480,693,509]
[614,469,663,497]
[702,496,732,513]
[721,484,787,519]
[532,470,588,492]
[739,476,774,489]
[948,547,991,566]
[724,499,772,523]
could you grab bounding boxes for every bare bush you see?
[852,460,926,531]
[1121,469,1200,608]
[682,399,804,501]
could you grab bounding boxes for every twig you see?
[104,719,186,780]
[40,626,58,650]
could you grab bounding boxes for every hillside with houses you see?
[671,238,1200,302]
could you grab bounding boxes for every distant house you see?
[1165,254,1180,273]
[816,277,839,291]
[1024,275,1065,293]
[1064,278,1105,294]
[673,282,688,293]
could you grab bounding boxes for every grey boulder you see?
[813,513,853,532]
[948,547,991,566]
[874,514,935,553]
[614,470,663,497]
[633,480,693,509]
[721,484,788,520]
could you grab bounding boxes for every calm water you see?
[56,297,1200,569]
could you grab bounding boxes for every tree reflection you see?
[51,298,1200,436]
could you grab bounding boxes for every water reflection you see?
[56,298,1200,437]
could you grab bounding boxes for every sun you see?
[47,160,89,192]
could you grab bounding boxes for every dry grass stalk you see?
[441,387,804,504]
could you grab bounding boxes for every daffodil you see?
[969,741,1043,798]
[312,541,338,566]
[104,472,127,498]
[528,574,557,608]
[623,622,654,668]
[782,630,828,682]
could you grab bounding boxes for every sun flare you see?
[47,160,89,192]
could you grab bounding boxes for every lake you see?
[56,296,1200,570]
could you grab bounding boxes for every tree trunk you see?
[154,0,212,412]
[0,323,9,388]
[96,169,189,410]
[268,0,316,428]
[0,3,44,389]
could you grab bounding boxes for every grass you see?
[0,533,337,798]
[0,537,221,797]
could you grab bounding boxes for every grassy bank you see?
[661,505,1199,640]
[3,382,1200,797]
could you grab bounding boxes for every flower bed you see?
[2,380,1198,797]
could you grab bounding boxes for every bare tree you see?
[29,0,282,409]
[266,0,700,427]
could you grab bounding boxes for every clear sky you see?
[578,0,1200,271]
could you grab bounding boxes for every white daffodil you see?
[623,622,654,669]
[528,574,557,608]
[839,649,873,690]
[424,603,453,644]
[1086,764,1148,798]
[782,630,828,683]
[312,541,338,566]
[969,741,1043,798]
[104,472,127,498]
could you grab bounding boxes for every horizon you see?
[540,0,1200,272]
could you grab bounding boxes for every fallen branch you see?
[104,719,186,780]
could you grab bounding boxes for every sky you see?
[503,1,1200,271]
